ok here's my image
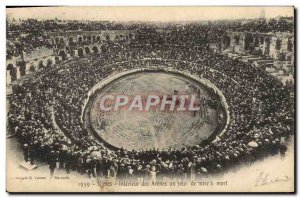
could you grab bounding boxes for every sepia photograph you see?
[5,6,295,193]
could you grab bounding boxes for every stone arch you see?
[254,37,259,47]
[264,37,270,43]
[78,48,84,57]
[55,56,60,64]
[264,37,271,55]
[29,65,36,72]
[287,39,293,52]
[47,58,53,67]
[129,33,133,39]
[7,64,17,82]
[85,47,91,54]
[38,60,44,69]
[286,53,292,61]
[69,37,74,44]
[7,63,14,70]
[244,34,254,50]
[59,37,64,44]
[87,36,92,42]
[92,46,99,54]
[70,49,75,56]
[223,35,231,49]
[101,45,107,54]
[259,37,264,44]
[234,35,239,45]
[17,61,26,76]
[55,37,60,44]
[66,46,70,53]
[105,35,110,41]
[96,35,101,41]
[277,53,286,61]
[78,36,83,43]
[59,50,67,61]
[276,39,281,50]
[92,36,96,42]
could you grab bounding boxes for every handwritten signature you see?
[255,171,290,187]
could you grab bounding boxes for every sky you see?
[6,6,294,22]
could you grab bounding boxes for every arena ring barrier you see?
[81,65,230,145]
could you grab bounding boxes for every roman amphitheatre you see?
[6,14,294,183]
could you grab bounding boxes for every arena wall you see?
[80,65,230,145]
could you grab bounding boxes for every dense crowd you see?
[7,21,294,181]
[7,17,294,60]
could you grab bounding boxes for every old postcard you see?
[6,6,295,193]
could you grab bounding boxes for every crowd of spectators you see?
[7,20,294,181]
[234,17,294,33]
[7,17,294,60]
